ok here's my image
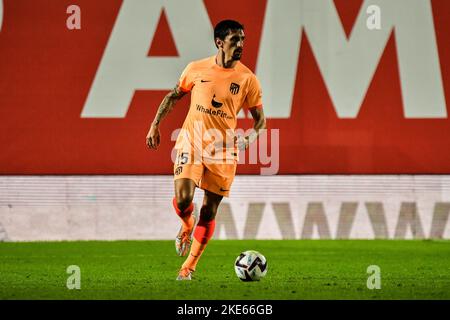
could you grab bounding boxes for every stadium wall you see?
[1,176,449,241]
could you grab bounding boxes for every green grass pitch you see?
[0,240,449,300]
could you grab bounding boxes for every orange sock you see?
[182,215,195,232]
[182,216,216,271]
[182,238,207,271]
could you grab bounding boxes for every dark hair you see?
[214,20,244,48]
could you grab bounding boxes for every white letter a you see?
[66,5,81,30]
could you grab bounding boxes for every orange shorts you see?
[173,151,237,197]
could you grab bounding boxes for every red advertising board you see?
[0,0,449,174]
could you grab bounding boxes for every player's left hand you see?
[237,135,250,151]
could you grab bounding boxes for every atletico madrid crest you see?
[230,83,240,95]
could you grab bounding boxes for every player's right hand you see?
[146,123,161,150]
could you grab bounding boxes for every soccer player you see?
[146,20,266,280]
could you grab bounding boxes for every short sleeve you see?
[244,74,263,110]
[178,63,194,92]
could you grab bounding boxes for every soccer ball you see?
[234,250,268,281]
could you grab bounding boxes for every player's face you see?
[223,29,245,61]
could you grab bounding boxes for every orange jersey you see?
[175,56,263,162]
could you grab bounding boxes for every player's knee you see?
[176,197,193,213]
[174,188,194,212]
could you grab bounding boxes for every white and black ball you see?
[234,250,268,281]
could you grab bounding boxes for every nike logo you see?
[211,94,223,108]
[220,188,230,192]
[201,80,211,83]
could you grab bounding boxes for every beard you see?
[232,50,242,60]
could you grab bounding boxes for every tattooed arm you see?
[146,84,187,150]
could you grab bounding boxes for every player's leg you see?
[177,189,223,279]
[176,162,236,280]
[173,178,196,246]
[173,153,203,256]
